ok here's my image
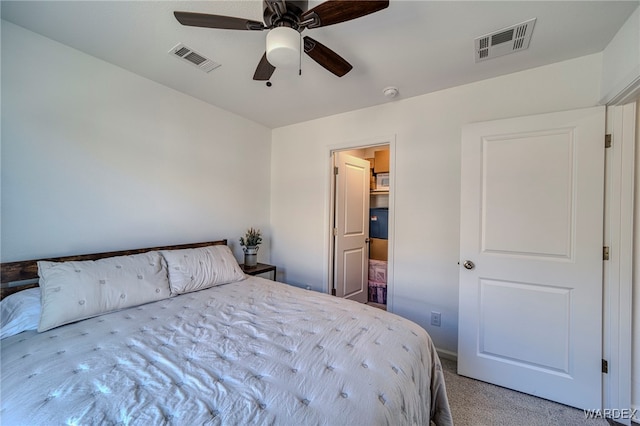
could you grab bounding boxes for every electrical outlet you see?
[430,311,441,327]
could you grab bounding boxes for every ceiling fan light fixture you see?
[266,27,300,69]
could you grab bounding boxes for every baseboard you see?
[436,348,457,362]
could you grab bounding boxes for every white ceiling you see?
[2,1,638,128]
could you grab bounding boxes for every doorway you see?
[329,144,392,310]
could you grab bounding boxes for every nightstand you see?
[240,263,276,281]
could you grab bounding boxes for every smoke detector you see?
[474,18,536,62]
[383,86,399,99]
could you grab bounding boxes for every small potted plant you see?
[240,227,262,268]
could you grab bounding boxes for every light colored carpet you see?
[440,357,610,426]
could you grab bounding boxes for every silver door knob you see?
[462,260,475,270]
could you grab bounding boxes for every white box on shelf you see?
[376,173,389,190]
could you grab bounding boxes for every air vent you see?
[169,43,221,73]
[474,18,536,62]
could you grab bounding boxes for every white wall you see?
[270,53,603,353]
[1,21,272,262]
[601,6,640,104]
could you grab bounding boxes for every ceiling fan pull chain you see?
[299,33,302,76]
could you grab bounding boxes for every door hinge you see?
[333,228,337,236]
[334,166,339,175]
[605,134,612,148]
[603,246,610,261]
[602,359,608,374]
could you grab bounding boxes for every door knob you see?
[462,260,475,270]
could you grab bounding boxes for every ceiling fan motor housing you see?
[263,0,308,29]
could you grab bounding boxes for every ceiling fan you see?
[174,0,389,82]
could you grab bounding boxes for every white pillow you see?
[161,245,245,295]
[0,287,41,339]
[37,251,172,332]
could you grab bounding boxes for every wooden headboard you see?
[0,239,228,299]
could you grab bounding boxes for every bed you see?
[0,240,452,425]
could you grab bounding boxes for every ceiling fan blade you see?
[253,53,276,81]
[301,0,389,29]
[303,36,352,77]
[174,11,265,31]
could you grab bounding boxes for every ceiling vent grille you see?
[474,18,536,62]
[169,43,221,73]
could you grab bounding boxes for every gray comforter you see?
[1,277,452,425]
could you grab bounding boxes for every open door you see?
[333,152,370,302]
[458,106,605,409]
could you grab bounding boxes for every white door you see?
[334,152,370,302]
[458,106,605,410]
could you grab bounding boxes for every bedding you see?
[161,245,246,295]
[37,251,172,332]
[0,287,40,339]
[1,276,452,425]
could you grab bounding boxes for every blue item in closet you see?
[370,208,389,239]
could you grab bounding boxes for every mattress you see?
[1,276,452,425]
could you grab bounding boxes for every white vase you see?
[243,246,259,267]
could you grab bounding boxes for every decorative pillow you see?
[1,287,41,339]
[37,251,171,332]
[161,245,245,295]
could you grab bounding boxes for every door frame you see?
[324,135,396,310]
[603,101,636,423]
